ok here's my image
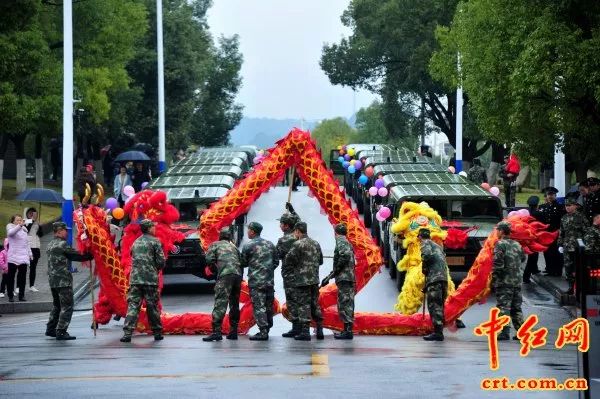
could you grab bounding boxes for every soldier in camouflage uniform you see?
[558,197,590,294]
[467,158,487,186]
[277,212,301,338]
[584,214,600,263]
[241,222,278,341]
[203,228,242,342]
[121,219,166,343]
[418,229,449,342]
[321,223,355,340]
[492,221,526,341]
[46,222,93,340]
[285,222,324,341]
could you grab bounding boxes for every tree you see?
[355,100,419,150]
[311,118,357,164]
[430,0,600,180]
[190,35,243,146]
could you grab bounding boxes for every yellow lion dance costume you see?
[391,202,455,314]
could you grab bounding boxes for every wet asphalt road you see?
[0,187,580,398]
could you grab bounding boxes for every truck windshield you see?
[178,203,199,221]
[450,199,501,219]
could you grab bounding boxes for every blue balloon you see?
[348,166,356,174]
[342,161,350,168]
[338,156,344,163]
[358,174,368,185]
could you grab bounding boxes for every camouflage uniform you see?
[277,228,298,323]
[499,163,517,207]
[123,233,166,337]
[492,237,526,333]
[284,235,324,325]
[584,225,600,254]
[205,240,242,332]
[421,239,449,331]
[467,165,487,185]
[46,236,93,334]
[333,235,355,324]
[558,210,589,284]
[241,236,278,329]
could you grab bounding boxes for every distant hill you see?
[229,116,355,149]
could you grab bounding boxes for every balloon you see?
[365,166,374,177]
[375,179,385,189]
[368,186,378,196]
[342,161,350,169]
[508,211,518,217]
[339,149,345,156]
[123,185,135,197]
[448,166,456,174]
[112,207,125,220]
[344,154,351,161]
[141,182,149,189]
[348,148,356,156]
[337,145,342,150]
[105,197,118,210]
[458,171,468,178]
[348,166,356,174]
[354,160,362,170]
[481,182,491,190]
[518,209,530,217]
[338,156,344,163]
[379,206,391,218]
[490,187,500,196]
[358,175,368,185]
[375,212,386,222]
[378,187,388,197]
[350,159,356,165]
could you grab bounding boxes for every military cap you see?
[542,186,559,196]
[53,221,67,232]
[219,228,232,240]
[527,195,540,207]
[565,197,578,206]
[417,228,431,239]
[586,177,600,186]
[496,221,511,233]
[334,223,347,235]
[294,221,308,234]
[247,221,263,234]
[140,219,154,233]
[278,213,295,226]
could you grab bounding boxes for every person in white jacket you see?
[6,215,32,302]
[24,208,43,292]
[114,165,133,207]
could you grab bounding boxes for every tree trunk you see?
[575,163,588,182]
[487,143,506,185]
[516,165,530,191]
[12,135,27,193]
[35,133,43,188]
[0,133,9,199]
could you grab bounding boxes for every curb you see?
[0,276,91,314]
[531,274,579,318]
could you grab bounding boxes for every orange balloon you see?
[481,182,491,191]
[365,166,374,177]
[112,207,125,220]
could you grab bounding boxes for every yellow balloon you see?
[350,159,356,165]
[348,148,356,156]
[337,145,342,150]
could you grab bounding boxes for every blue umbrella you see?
[114,150,151,162]
[16,188,63,203]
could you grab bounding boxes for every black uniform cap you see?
[542,186,558,196]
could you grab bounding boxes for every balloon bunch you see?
[104,185,140,220]
[253,149,267,165]
[375,206,391,222]
[508,208,530,217]
[338,145,373,186]
[368,178,388,198]
[480,182,500,197]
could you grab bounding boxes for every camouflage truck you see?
[174,153,250,172]
[380,183,502,290]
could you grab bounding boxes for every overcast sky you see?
[207,0,378,120]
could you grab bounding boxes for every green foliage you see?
[311,118,357,155]
[355,100,418,149]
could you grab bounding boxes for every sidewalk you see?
[0,232,91,314]
[526,255,579,317]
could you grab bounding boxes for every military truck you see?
[380,183,502,290]
[174,153,250,172]
[167,164,243,179]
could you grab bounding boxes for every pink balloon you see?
[517,209,530,217]
[379,206,391,218]
[481,182,491,191]
[368,187,378,196]
[375,212,386,222]
[378,187,388,197]
[489,187,500,196]
[448,166,456,174]
[508,211,518,217]
[123,185,135,197]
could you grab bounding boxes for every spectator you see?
[114,166,133,207]
[131,162,151,193]
[24,208,42,292]
[5,215,32,302]
[0,239,8,298]
[76,166,96,205]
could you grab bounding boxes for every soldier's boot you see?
[294,324,311,341]
[282,322,300,338]
[203,331,223,342]
[226,324,238,340]
[316,322,324,340]
[334,323,354,340]
[120,332,132,343]
[153,330,164,341]
[55,329,76,341]
[497,326,510,341]
[456,319,466,329]
[249,327,269,341]
[45,325,57,337]
[423,326,444,341]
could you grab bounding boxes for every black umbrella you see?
[16,188,63,203]
[114,150,151,162]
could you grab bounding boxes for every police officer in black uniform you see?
[584,177,600,223]
[538,187,565,276]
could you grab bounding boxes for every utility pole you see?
[157,0,166,174]
[455,54,463,173]
[62,0,74,244]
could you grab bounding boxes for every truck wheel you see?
[396,270,406,291]
[364,206,372,228]
[357,196,364,213]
